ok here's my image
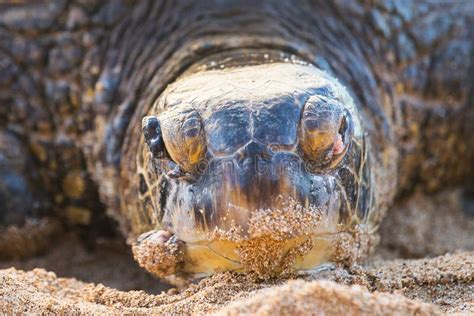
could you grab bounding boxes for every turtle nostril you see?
[233,141,271,169]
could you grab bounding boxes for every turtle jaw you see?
[181,192,343,278]
[157,156,348,277]
[183,233,337,278]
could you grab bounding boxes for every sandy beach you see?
[1,189,473,314]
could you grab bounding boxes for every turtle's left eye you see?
[299,95,353,170]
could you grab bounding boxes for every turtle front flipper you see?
[132,230,187,285]
[0,131,60,259]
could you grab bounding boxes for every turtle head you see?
[139,51,372,276]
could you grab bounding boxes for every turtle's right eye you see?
[158,109,208,174]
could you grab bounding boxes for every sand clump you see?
[132,230,185,279]
[204,200,378,279]
[233,203,327,279]
[214,280,440,315]
[236,236,314,279]
[207,200,328,243]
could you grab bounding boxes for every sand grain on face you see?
[206,200,377,278]
[132,231,185,279]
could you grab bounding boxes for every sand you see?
[1,189,473,315]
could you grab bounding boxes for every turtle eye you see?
[158,109,207,173]
[299,96,353,171]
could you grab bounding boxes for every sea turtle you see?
[0,1,473,280]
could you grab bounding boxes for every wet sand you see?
[1,189,473,314]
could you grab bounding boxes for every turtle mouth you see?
[182,224,373,279]
[158,155,349,278]
[184,233,335,278]
[179,197,347,278]
[180,197,374,278]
